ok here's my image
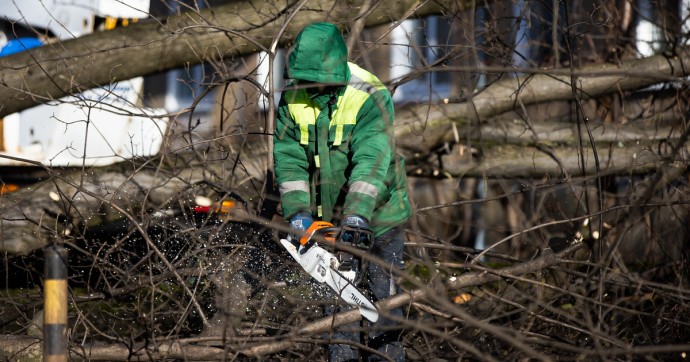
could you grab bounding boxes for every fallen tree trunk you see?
[0,167,196,254]
[1,0,688,153]
[1,114,685,254]
[0,0,454,118]
[408,140,686,178]
[403,96,685,151]
[0,153,264,254]
[394,50,690,154]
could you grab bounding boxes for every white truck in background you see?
[0,0,169,167]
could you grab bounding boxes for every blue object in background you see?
[0,37,43,57]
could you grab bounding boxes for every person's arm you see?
[273,94,311,220]
[343,90,395,221]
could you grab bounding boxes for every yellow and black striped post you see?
[43,244,68,362]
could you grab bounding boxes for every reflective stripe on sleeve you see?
[279,180,310,195]
[349,181,379,199]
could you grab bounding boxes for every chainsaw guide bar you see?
[280,237,379,322]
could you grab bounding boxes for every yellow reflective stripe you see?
[332,126,342,146]
[334,124,344,146]
[331,86,367,146]
[314,155,320,168]
[286,64,385,146]
[317,205,323,218]
[349,62,387,91]
[329,63,385,146]
[44,279,68,325]
[299,122,310,145]
[286,90,317,145]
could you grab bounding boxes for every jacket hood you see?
[285,22,350,84]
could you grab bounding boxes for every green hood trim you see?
[285,22,350,84]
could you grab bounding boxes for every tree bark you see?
[0,157,261,254]
[1,0,688,254]
[406,128,686,178]
[0,0,453,118]
[0,113,683,254]
[394,50,690,154]
[409,143,667,179]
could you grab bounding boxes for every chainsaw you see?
[280,221,379,322]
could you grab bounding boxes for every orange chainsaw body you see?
[299,221,337,246]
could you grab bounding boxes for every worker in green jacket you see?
[274,22,411,362]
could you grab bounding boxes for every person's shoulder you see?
[347,63,388,96]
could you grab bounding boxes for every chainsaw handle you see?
[299,222,338,246]
[336,225,374,250]
[302,227,373,250]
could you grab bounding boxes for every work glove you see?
[340,215,373,250]
[289,211,313,233]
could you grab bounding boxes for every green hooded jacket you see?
[274,22,411,236]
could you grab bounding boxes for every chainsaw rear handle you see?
[337,224,373,250]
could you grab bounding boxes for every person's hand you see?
[340,215,372,249]
[289,211,313,233]
[343,215,368,229]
